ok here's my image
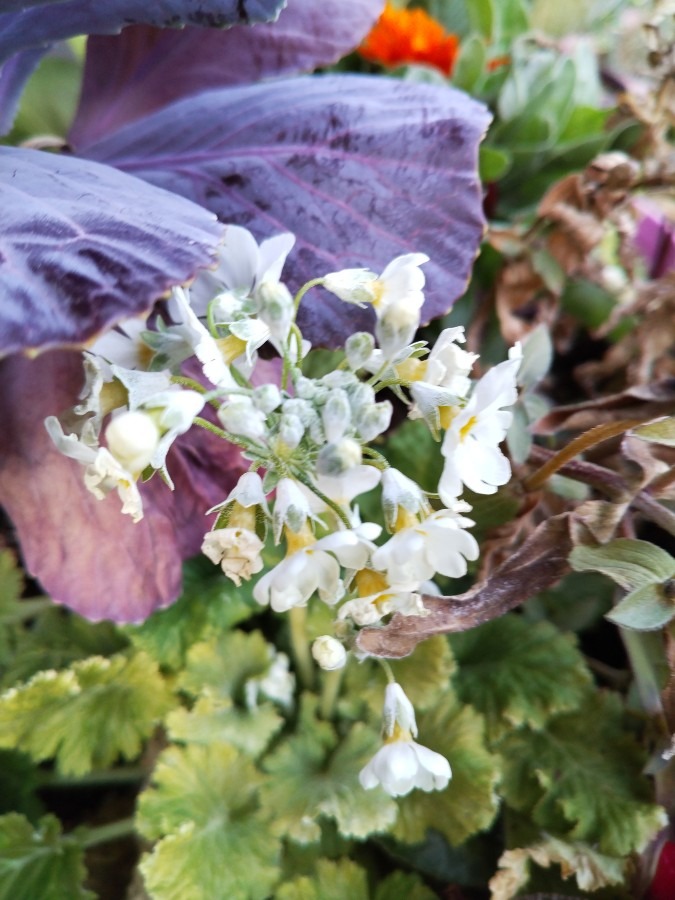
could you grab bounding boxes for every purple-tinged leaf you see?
[69,0,385,148]
[0,1,74,12]
[0,146,224,356]
[0,351,249,622]
[84,75,490,347]
[634,199,675,280]
[0,0,285,67]
[0,46,46,137]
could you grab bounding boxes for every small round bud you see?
[253,384,282,414]
[105,411,159,474]
[312,636,347,670]
[316,438,362,476]
[322,389,352,442]
[218,398,267,442]
[278,413,305,450]
[345,332,375,370]
[257,280,294,343]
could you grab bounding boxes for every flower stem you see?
[289,606,314,690]
[293,278,324,314]
[523,419,647,491]
[79,817,137,849]
[378,658,396,684]
[319,668,343,720]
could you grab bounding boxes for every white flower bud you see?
[105,410,159,474]
[345,332,376,369]
[252,384,282,414]
[376,302,421,360]
[278,413,305,450]
[381,467,429,531]
[355,400,392,442]
[273,477,313,540]
[218,397,267,443]
[312,636,347,670]
[323,268,378,304]
[322,389,352,442]
[316,438,362,476]
[256,280,294,344]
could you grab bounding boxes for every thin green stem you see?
[192,417,266,457]
[289,606,314,690]
[366,362,391,387]
[319,668,343,720]
[361,447,390,470]
[293,277,324,314]
[621,628,664,716]
[292,470,352,529]
[170,375,208,394]
[79,817,137,849]
[378,658,396,685]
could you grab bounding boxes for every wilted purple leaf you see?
[0,146,226,356]
[83,75,491,347]
[0,351,249,622]
[0,46,46,137]
[634,199,675,280]
[0,0,285,67]
[70,0,385,148]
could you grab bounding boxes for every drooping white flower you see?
[273,477,319,542]
[209,471,270,515]
[311,635,347,671]
[245,649,295,711]
[359,683,451,797]
[87,315,153,371]
[338,569,428,626]
[143,389,205,488]
[218,396,268,444]
[45,417,144,522]
[253,526,379,613]
[438,351,521,502]
[105,410,160,475]
[201,527,264,586]
[169,286,237,390]
[408,327,478,431]
[372,506,478,585]
[380,468,430,532]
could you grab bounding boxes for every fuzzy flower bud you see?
[311,635,347,671]
[316,437,362,476]
[105,410,160,474]
[252,384,282,414]
[380,467,430,532]
[322,389,352,443]
[345,332,376,370]
[322,268,378,304]
[355,400,392,442]
[257,280,294,345]
[218,397,267,443]
[278,413,305,451]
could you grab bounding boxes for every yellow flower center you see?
[384,722,413,744]
[228,503,257,532]
[438,405,459,431]
[394,508,418,532]
[459,415,478,442]
[355,568,389,597]
[217,335,248,365]
[395,358,426,383]
[284,524,315,556]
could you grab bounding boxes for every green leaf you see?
[490,836,626,898]
[167,696,283,758]
[499,693,667,855]
[560,277,616,328]
[178,629,273,700]
[374,871,438,900]
[450,615,592,739]
[570,539,675,591]
[633,417,675,448]
[0,551,23,620]
[0,813,92,900]
[517,324,553,390]
[0,751,42,821]
[0,652,174,775]
[606,583,675,631]
[261,696,397,843]
[137,743,280,900]
[127,557,257,670]
[276,858,368,900]
[479,145,512,181]
[340,636,457,722]
[2,608,127,688]
[467,0,494,39]
[4,56,82,144]
[392,695,500,846]
[523,571,613,632]
[452,35,487,93]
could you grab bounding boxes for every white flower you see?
[380,468,430,532]
[253,527,379,613]
[87,315,152,370]
[169,286,237,390]
[438,352,520,502]
[45,417,144,522]
[408,327,478,430]
[312,636,347,671]
[339,585,427,626]
[245,649,295,711]
[372,506,478,584]
[143,389,205,488]
[359,683,451,797]
[105,410,160,475]
[273,478,318,542]
[201,527,264,586]
[189,225,296,314]
[209,471,269,515]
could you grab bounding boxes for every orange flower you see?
[360,2,459,77]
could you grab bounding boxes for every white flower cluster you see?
[45,226,521,798]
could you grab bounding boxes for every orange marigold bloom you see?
[360,2,459,77]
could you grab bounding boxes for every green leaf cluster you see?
[571,539,675,630]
